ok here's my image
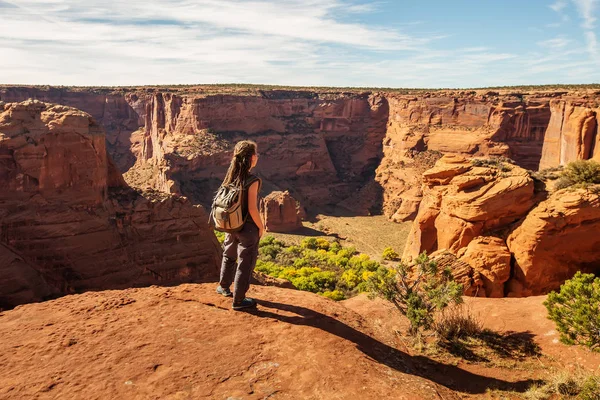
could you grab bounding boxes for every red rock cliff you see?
[0,100,221,309]
[2,87,599,220]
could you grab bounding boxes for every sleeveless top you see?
[242,174,261,223]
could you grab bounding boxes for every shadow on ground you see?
[251,299,543,395]
[438,330,542,363]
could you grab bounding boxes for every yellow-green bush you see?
[382,246,400,261]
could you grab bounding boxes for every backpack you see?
[210,176,260,233]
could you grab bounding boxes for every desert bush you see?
[300,237,318,250]
[382,246,400,261]
[531,166,563,181]
[433,306,483,341]
[259,244,282,260]
[322,290,346,301]
[367,252,463,335]
[555,160,600,190]
[564,160,600,184]
[544,271,600,351]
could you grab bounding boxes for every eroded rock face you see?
[0,101,221,308]
[457,237,511,298]
[539,100,600,169]
[261,191,303,233]
[506,188,600,296]
[2,87,599,223]
[403,155,535,261]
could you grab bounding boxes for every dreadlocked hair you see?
[222,140,257,187]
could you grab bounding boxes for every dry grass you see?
[434,305,484,341]
[498,368,600,400]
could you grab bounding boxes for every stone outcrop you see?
[506,187,600,296]
[403,155,535,260]
[261,191,303,233]
[405,154,600,297]
[0,101,221,308]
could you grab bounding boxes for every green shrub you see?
[348,254,380,273]
[214,230,226,244]
[544,271,600,351]
[382,246,400,261]
[259,244,282,260]
[322,290,346,301]
[367,252,463,335]
[259,235,277,247]
[555,160,600,190]
[315,238,331,250]
[329,241,342,254]
[564,160,600,184]
[300,237,318,250]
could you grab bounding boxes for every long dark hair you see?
[222,140,257,187]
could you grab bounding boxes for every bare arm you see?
[248,181,264,236]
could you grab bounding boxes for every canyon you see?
[2,86,599,219]
[1,86,600,305]
[0,100,221,309]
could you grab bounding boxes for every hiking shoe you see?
[232,298,257,311]
[216,286,233,297]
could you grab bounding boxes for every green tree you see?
[544,271,600,351]
[367,252,463,335]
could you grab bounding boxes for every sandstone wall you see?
[2,87,599,221]
[0,101,221,308]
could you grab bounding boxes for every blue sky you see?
[0,0,598,87]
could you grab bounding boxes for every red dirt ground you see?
[0,284,598,399]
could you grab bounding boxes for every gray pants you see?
[219,221,260,303]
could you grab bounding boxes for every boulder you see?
[261,191,303,232]
[457,237,511,298]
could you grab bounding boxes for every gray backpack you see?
[210,176,260,232]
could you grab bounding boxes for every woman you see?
[216,140,264,310]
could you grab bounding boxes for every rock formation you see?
[403,155,535,260]
[506,187,600,296]
[0,101,221,309]
[539,100,600,169]
[404,154,600,297]
[261,191,303,233]
[4,86,598,221]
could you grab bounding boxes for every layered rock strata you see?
[2,87,599,221]
[0,101,221,308]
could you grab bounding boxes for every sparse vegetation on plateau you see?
[554,160,600,190]
[544,271,600,351]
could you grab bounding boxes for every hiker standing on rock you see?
[211,140,264,310]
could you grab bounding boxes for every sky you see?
[0,0,599,88]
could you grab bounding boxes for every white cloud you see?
[572,0,598,29]
[571,0,599,60]
[550,0,568,12]
[538,37,572,48]
[0,0,599,87]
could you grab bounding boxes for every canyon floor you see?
[1,283,598,400]
[270,215,413,260]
